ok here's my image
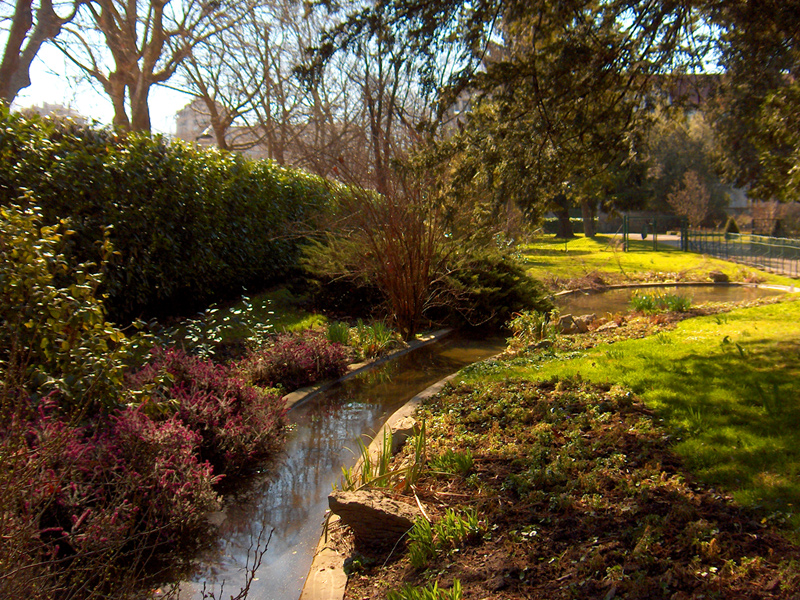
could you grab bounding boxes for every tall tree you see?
[56,0,240,131]
[709,0,800,200]
[0,0,83,104]
[307,0,703,226]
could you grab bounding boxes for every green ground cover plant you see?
[154,288,325,361]
[520,234,798,289]
[345,376,800,600]
[468,299,800,528]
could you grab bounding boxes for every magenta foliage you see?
[240,331,351,391]
[6,404,220,564]
[129,347,287,475]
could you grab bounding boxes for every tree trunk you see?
[0,0,70,105]
[129,81,152,131]
[553,193,575,239]
[107,72,131,130]
[581,198,596,238]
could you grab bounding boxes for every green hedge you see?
[0,108,332,321]
[541,217,591,235]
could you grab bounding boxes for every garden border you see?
[552,281,799,301]
[293,284,800,600]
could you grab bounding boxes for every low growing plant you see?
[352,319,400,359]
[387,579,462,600]
[429,448,474,477]
[408,508,481,569]
[629,290,692,313]
[327,320,351,345]
[237,331,351,391]
[507,309,557,349]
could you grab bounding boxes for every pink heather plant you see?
[1,403,220,597]
[128,347,287,475]
[239,330,351,391]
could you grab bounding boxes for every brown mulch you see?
[340,297,800,600]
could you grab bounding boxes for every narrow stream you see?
[179,332,506,600]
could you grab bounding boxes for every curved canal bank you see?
[178,331,506,600]
[554,282,797,315]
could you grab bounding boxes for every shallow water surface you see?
[180,332,505,600]
[555,284,787,316]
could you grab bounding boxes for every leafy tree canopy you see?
[306,0,706,223]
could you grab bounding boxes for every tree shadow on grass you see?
[634,339,800,515]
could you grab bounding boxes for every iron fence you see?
[686,230,800,278]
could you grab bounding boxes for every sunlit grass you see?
[519,234,798,287]
[464,299,800,528]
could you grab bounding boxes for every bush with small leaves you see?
[128,347,287,475]
[238,331,351,391]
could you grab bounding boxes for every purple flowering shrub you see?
[239,330,352,391]
[129,347,286,475]
[0,404,220,598]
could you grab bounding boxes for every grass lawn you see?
[465,298,800,528]
[520,234,799,288]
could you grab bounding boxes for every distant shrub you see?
[238,331,351,391]
[629,290,692,313]
[128,347,286,475]
[724,217,740,235]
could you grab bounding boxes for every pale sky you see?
[10,44,191,135]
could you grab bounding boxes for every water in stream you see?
[179,332,505,600]
[555,284,787,316]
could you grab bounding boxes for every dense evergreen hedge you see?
[0,107,332,321]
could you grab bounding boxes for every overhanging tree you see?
[306,0,705,229]
[707,0,800,201]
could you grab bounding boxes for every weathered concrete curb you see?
[282,329,452,412]
[298,370,465,600]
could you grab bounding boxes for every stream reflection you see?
[181,332,505,600]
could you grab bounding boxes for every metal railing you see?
[686,230,800,278]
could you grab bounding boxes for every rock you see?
[709,270,729,283]
[557,313,595,334]
[597,321,620,332]
[574,313,596,333]
[390,417,417,454]
[556,314,578,334]
[527,340,553,351]
[329,490,421,547]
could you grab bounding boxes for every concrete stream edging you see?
[295,347,472,600]
[298,372,460,600]
[265,328,452,600]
